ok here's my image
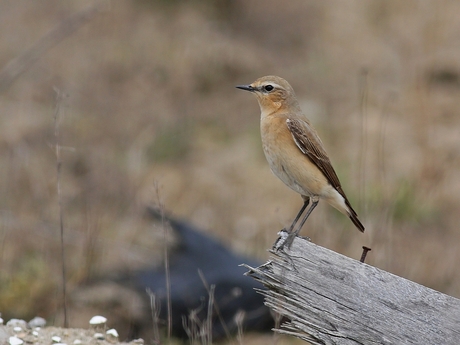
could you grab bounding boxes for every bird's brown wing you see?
[287,118,364,232]
[286,118,343,191]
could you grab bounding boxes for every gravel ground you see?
[0,317,144,345]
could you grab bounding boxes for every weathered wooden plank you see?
[244,234,460,345]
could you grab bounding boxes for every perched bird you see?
[236,76,364,245]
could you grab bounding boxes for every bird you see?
[236,76,364,246]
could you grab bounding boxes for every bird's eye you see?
[264,84,274,92]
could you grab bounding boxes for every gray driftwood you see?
[244,234,460,345]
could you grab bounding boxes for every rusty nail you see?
[360,246,372,263]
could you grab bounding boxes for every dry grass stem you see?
[147,288,161,345]
[198,269,232,341]
[53,87,67,328]
[154,181,172,339]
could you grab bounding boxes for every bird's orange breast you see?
[260,115,328,197]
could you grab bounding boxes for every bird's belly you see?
[262,140,327,197]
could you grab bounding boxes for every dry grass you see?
[1,0,460,342]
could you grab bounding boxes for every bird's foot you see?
[273,228,311,252]
[272,229,289,251]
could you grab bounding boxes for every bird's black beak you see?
[236,84,255,92]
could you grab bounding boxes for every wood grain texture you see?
[244,235,460,345]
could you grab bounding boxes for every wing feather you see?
[286,118,364,232]
[286,118,342,190]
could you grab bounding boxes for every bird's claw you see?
[273,228,295,251]
[273,228,311,252]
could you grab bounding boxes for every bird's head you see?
[236,75,300,116]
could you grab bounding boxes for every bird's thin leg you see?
[283,199,319,249]
[287,197,310,233]
[293,199,319,237]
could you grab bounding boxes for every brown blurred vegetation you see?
[1,0,460,338]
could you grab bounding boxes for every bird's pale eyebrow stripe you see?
[260,82,281,90]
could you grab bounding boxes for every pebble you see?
[21,333,36,344]
[8,336,23,345]
[73,340,82,345]
[13,327,22,332]
[6,319,27,329]
[52,336,62,343]
[89,316,107,325]
[106,328,119,343]
[28,316,46,328]
[0,317,3,325]
[106,329,119,338]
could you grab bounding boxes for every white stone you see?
[52,336,62,343]
[6,319,27,328]
[73,340,82,345]
[106,329,119,337]
[13,327,22,332]
[32,331,39,336]
[28,316,46,328]
[9,336,23,345]
[89,315,107,325]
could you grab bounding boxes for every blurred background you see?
[1,0,460,342]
